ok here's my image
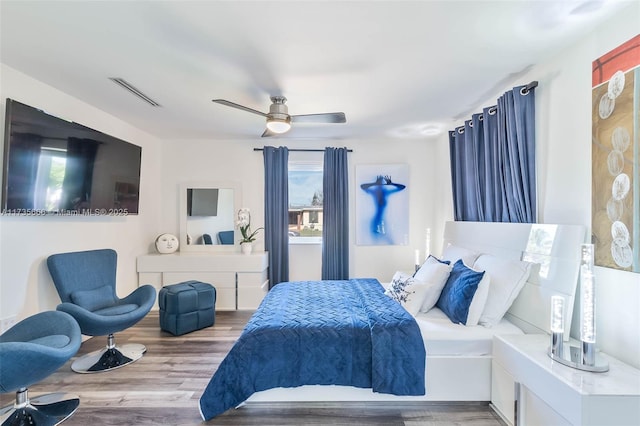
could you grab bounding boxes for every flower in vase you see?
[236,208,263,244]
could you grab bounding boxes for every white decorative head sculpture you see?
[155,233,179,254]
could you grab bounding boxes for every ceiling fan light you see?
[266,117,291,133]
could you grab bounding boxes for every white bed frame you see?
[247,221,586,403]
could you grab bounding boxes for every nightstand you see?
[491,334,640,426]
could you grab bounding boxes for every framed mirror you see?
[179,181,242,252]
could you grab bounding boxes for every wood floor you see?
[1,311,506,425]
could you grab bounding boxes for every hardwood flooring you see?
[1,311,506,425]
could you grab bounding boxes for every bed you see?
[199,221,586,420]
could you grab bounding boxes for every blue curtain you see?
[449,84,536,223]
[263,146,289,288]
[6,133,42,210]
[322,147,349,279]
[61,138,99,210]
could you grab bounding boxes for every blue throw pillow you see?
[436,259,485,325]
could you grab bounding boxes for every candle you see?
[414,249,420,266]
[425,228,431,258]
[580,244,596,344]
[550,295,564,333]
[581,267,596,344]
[550,295,565,357]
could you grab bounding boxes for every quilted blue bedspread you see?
[199,278,426,420]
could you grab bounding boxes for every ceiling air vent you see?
[109,77,161,107]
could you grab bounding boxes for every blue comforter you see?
[199,278,426,420]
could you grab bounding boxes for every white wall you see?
[448,4,640,368]
[0,65,163,327]
[160,137,439,283]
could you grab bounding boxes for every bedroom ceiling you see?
[0,1,633,141]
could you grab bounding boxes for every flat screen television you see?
[2,98,142,215]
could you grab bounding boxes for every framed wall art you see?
[355,164,409,246]
[591,34,640,272]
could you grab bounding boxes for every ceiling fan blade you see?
[261,129,275,138]
[291,112,346,124]
[212,99,267,117]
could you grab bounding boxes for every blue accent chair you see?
[217,231,234,245]
[47,249,156,373]
[0,311,81,425]
[202,234,213,245]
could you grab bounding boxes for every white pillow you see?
[385,271,430,316]
[441,244,481,267]
[414,257,452,312]
[465,272,491,326]
[473,254,533,327]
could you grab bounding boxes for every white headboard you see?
[442,221,587,336]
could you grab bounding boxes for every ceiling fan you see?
[212,96,346,137]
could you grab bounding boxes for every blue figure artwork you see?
[360,175,406,244]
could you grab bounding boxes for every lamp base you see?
[548,345,609,373]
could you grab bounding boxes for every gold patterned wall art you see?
[591,34,640,272]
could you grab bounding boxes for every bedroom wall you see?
[1,3,636,371]
[432,4,640,368]
[0,65,163,329]
[159,137,440,283]
[160,3,640,370]
[536,10,640,370]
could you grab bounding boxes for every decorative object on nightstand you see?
[547,243,609,372]
[236,208,262,255]
[549,295,565,358]
[425,228,431,259]
[155,233,179,254]
[414,249,420,272]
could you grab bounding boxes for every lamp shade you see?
[266,117,291,133]
[550,295,564,333]
[580,244,596,344]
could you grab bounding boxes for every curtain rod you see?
[454,80,539,133]
[253,148,353,152]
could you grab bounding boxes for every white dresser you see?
[137,252,269,311]
[491,333,640,426]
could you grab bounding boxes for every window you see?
[288,161,323,243]
[34,148,66,211]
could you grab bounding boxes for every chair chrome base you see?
[0,390,79,426]
[72,334,146,373]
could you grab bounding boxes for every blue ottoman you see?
[159,281,216,336]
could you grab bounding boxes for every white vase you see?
[241,243,252,255]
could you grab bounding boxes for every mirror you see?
[179,181,242,252]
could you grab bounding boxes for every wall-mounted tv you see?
[2,98,142,215]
